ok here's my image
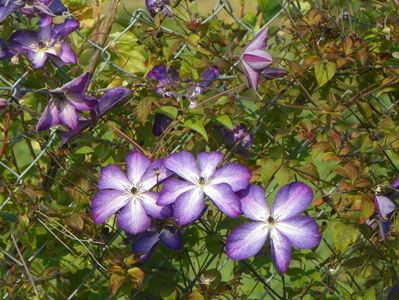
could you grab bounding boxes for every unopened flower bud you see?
[11,55,19,64]
[0,98,7,110]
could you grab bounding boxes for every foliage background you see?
[1,0,399,299]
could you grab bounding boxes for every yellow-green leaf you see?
[314,61,336,87]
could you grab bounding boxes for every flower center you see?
[267,216,275,225]
[198,176,206,185]
[130,186,139,195]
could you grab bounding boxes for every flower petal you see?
[38,15,52,41]
[198,151,224,179]
[173,187,205,226]
[270,228,292,273]
[59,102,78,130]
[36,100,60,131]
[58,41,77,64]
[272,182,313,221]
[263,66,288,80]
[204,183,241,217]
[131,230,160,262]
[242,49,273,71]
[375,195,396,220]
[52,18,79,39]
[95,87,131,116]
[226,222,269,260]
[239,184,270,221]
[9,30,37,49]
[98,165,130,191]
[211,163,251,192]
[157,178,194,206]
[275,216,321,249]
[117,200,151,234]
[66,94,96,112]
[241,60,259,91]
[244,27,268,52]
[126,151,151,185]
[140,192,172,219]
[62,72,91,94]
[159,227,183,250]
[91,190,129,224]
[28,50,48,68]
[140,159,173,190]
[164,151,199,183]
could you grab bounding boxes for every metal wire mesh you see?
[0,0,393,298]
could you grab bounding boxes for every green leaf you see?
[75,146,94,154]
[183,118,208,141]
[215,114,234,130]
[331,222,360,252]
[258,0,281,21]
[314,61,336,87]
[156,106,178,119]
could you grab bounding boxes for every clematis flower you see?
[374,179,398,239]
[60,87,132,143]
[127,225,182,263]
[152,113,173,136]
[220,124,253,149]
[37,72,97,131]
[147,64,179,98]
[187,65,220,108]
[21,0,67,17]
[145,0,172,17]
[10,15,79,68]
[0,0,24,23]
[91,151,172,234]
[226,183,321,273]
[262,66,288,80]
[241,27,272,91]
[158,151,251,226]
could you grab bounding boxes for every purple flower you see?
[10,16,79,68]
[147,64,179,98]
[127,225,182,263]
[262,66,288,80]
[186,65,220,107]
[37,72,97,131]
[0,0,24,23]
[220,124,253,149]
[152,113,173,136]
[241,27,272,91]
[60,87,132,143]
[91,151,172,234]
[374,181,397,239]
[145,0,172,17]
[226,183,321,273]
[21,0,66,17]
[0,39,10,59]
[158,151,251,226]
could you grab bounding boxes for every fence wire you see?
[0,0,394,299]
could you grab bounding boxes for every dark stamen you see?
[130,187,138,194]
[199,176,205,184]
[267,216,274,224]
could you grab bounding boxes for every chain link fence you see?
[0,0,394,298]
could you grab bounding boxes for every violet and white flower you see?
[241,27,272,91]
[91,151,172,234]
[220,124,253,149]
[10,15,79,68]
[127,225,182,263]
[147,64,179,98]
[60,87,132,143]
[187,65,220,108]
[21,0,67,17]
[0,0,24,23]
[37,72,97,131]
[226,183,321,273]
[158,151,251,226]
[145,0,172,17]
[374,179,398,239]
